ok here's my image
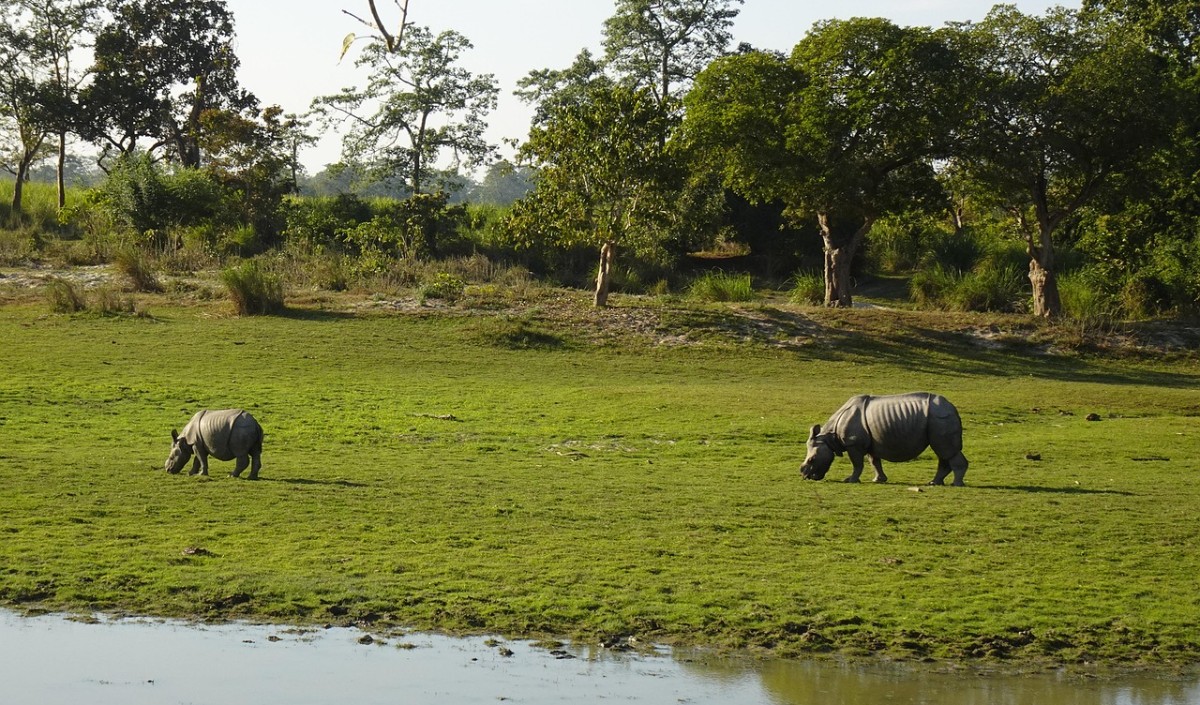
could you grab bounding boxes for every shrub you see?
[221,259,285,315]
[114,247,161,292]
[45,277,86,313]
[687,272,756,302]
[789,271,825,305]
[952,263,1027,313]
[91,286,138,316]
[419,273,466,303]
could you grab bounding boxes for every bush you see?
[91,286,138,316]
[419,273,466,303]
[789,271,825,305]
[45,277,87,313]
[113,247,161,292]
[221,259,285,315]
[687,272,756,302]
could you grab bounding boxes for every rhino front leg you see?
[195,449,210,476]
[869,455,888,483]
[843,450,866,483]
[188,456,202,476]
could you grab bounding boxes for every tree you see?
[9,0,102,209]
[513,84,680,307]
[312,25,498,196]
[682,19,970,306]
[469,160,534,205]
[80,0,256,169]
[515,50,610,128]
[0,2,54,216]
[603,0,743,109]
[955,7,1177,317]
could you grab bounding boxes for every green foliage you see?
[515,83,681,264]
[220,259,285,315]
[281,194,374,251]
[911,262,1027,313]
[687,271,756,302]
[89,156,224,240]
[419,273,466,303]
[602,0,743,106]
[80,0,254,166]
[789,271,825,305]
[310,26,499,195]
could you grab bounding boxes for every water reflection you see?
[1,610,1197,705]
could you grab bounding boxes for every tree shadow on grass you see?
[974,484,1135,496]
[277,308,358,323]
[748,306,1200,389]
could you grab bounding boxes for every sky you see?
[222,0,1079,173]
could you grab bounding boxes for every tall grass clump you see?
[113,247,161,292]
[44,277,87,313]
[789,271,825,305]
[221,259,285,315]
[688,272,756,302]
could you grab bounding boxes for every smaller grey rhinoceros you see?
[799,392,968,486]
[165,409,263,480]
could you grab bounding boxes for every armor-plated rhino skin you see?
[799,393,968,486]
[165,409,263,480]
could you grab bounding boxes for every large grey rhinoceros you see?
[799,392,968,486]
[164,409,263,480]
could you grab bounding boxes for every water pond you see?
[2,610,1197,704]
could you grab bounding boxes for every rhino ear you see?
[171,429,179,442]
[808,424,821,441]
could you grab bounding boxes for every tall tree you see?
[513,84,679,307]
[955,7,1177,317]
[80,0,255,168]
[0,2,53,216]
[312,25,498,196]
[12,0,102,208]
[682,19,970,306]
[602,0,743,109]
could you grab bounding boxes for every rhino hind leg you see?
[231,454,249,478]
[869,455,887,484]
[929,451,968,486]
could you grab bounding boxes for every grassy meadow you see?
[1,289,1199,667]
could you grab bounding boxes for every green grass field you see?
[2,292,1199,667]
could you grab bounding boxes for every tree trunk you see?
[1024,216,1062,318]
[11,159,29,216]
[56,132,67,210]
[1029,257,1062,318]
[593,241,615,308]
[818,213,875,307]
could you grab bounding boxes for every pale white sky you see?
[223,0,1077,172]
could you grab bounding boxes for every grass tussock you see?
[688,271,756,303]
[44,277,87,313]
[221,259,285,315]
[114,247,162,292]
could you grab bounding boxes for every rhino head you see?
[799,424,841,480]
[164,429,193,474]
